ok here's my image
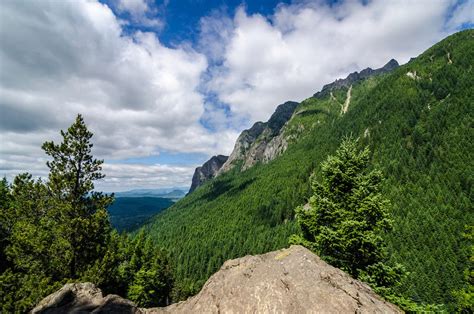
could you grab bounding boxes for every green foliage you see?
[82,230,174,307]
[452,225,474,312]
[144,30,474,308]
[0,268,61,313]
[291,138,395,278]
[290,137,417,310]
[0,115,174,311]
[42,114,113,275]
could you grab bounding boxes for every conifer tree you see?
[42,114,113,276]
[291,137,402,284]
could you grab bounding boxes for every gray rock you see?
[33,246,401,314]
[218,101,299,174]
[30,282,140,314]
[314,59,399,98]
[150,245,402,313]
[188,155,228,193]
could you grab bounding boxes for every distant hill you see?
[108,197,174,232]
[115,188,187,200]
[143,30,474,308]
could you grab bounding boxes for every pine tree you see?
[42,114,113,276]
[452,226,474,312]
[291,137,402,283]
[0,177,12,272]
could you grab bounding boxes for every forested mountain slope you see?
[143,30,474,307]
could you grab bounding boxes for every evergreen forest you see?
[0,116,174,312]
[0,30,472,312]
[143,29,474,310]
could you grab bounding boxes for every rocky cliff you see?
[216,60,399,177]
[314,59,399,98]
[32,246,401,313]
[218,101,299,174]
[188,155,228,193]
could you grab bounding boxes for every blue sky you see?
[0,0,472,191]
[102,0,294,45]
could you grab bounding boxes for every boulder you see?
[32,246,402,314]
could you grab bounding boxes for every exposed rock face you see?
[33,246,401,313]
[208,60,399,177]
[188,155,228,193]
[155,245,401,313]
[30,282,140,314]
[218,101,299,174]
[314,59,399,98]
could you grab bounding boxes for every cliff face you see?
[188,155,228,193]
[216,60,399,177]
[218,101,299,174]
[32,246,401,313]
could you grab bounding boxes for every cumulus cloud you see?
[0,0,237,190]
[203,0,469,122]
[0,0,471,191]
[447,0,474,28]
[115,0,164,29]
[99,163,194,192]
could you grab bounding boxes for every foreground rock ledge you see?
[32,245,402,314]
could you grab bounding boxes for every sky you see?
[0,0,473,192]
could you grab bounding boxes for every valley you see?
[143,29,474,309]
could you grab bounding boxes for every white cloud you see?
[447,0,474,28]
[0,0,470,191]
[204,0,468,122]
[98,163,194,192]
[0,0,237,190]
[115,0,164,29]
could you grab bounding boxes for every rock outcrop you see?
[203,60,399,178]
[30,282,140,313]
[188,155,228,193]
[32,246,401,313]
[314,59,399,98]
[218,101,299,174]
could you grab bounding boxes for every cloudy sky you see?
[0,0,472,192]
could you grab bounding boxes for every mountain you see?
[143,30,473,308]
[31,246,400,313]
[313,58,399,98]
[115,188,187,200]
[189,155,228,193]
[108,197,174,232]
[218,101,299,174]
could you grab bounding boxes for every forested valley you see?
[0,30,472,313]
[143,30,473,311]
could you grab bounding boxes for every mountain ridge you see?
[217,101,299,174]
[189,155,228,193]
[314,58,399,98]
[144,29,473,308]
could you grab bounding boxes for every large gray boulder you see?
[30,282,139,313]
[153,245,401,313]
[32,246,401,313]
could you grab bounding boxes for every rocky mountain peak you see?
[314,58,399,98]
[188,155,228,193]
[267,101,299,135]
[218,101,299,174]
[32,246,401,313]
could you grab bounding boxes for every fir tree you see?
[291,137,403,284]
[1,115,174,311]
[42,114,113,275]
